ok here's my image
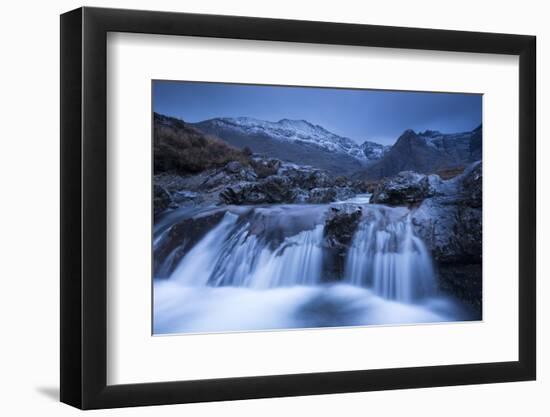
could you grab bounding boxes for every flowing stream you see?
[153,199,472,334]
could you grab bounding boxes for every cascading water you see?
[154,203,471,334]
[344,209,436,302]
[171,211,324,288]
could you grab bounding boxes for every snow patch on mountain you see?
[204,117,384,162]
[360,140,390,160]
[418,128,480,151]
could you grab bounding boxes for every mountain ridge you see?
[357,125,482,180]
[155,112,481,179]
[193,116,377,161]
[191,116,387,176]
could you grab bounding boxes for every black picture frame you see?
[60,6,536,410]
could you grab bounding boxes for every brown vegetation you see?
[436,166,465,180]
[154,114,251,174]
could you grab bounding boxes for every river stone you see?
[322,205,363,281]
[324,205,363,248]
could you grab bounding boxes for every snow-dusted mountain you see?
[360,140,390,160]
[194,117,376,161]
[192,117,387,176]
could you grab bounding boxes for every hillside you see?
[153,113,251,174]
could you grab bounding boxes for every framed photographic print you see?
[60,6,536,409]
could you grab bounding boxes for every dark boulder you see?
[438,264,482,313]
[411,162,482,264]
[153,184,174,218]
[322,205,363,280]
[153,210,227,277]
[370,171,441,206]
[461,161,482,208]
[220,175,296,205]
[219,181,267,205]
[307,187,337,204]
[277,165,333,189]
[261,175,296,203]
[201,162,257,190]
[324,205,363,249]
[410,162,482,310]
[251,158,282,178]
[334,187,356,202]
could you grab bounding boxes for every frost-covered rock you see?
[307,187,337,204]
[217,161,361,205]
[370,171,443,205]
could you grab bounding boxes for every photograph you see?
[152,81,483,335]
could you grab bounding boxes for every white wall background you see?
[0,0,545,415]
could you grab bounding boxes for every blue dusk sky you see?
[153,81,482,146]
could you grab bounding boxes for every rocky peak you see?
[420,129,442,137]
[360,140,390,160]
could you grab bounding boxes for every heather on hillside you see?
[154,113,251,174]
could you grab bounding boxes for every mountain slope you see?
[192,117,384,176]
[153,113,250,174]
[358,125,482,180]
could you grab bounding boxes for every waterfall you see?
[344,210,435,302]
[170,211,324,288]
[167,205,435,302]
[155,204,474,335]
[170,212,240,286]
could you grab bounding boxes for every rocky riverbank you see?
[154,158,365,216]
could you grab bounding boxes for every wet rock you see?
[277,164,333,189]
[292,188,310,204]
[261,175,296,203]
[224,160,245,174]
[438,264,482,313]
[324,205,363,248]
[153,184,173,218]
[251,158,281,178]
[307,187,337,204]
[202,163,257,190]
[154,210,226,277]
[322,205,363,280]
[171,190,198,205]
[220,175,296,205]
[225,161,258,181]
[410,162,482,309]
[334,187,356,202]
[370,171,441,206]
[461,161,482,208]
[412,163,482,264]
[219,181,266,205]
